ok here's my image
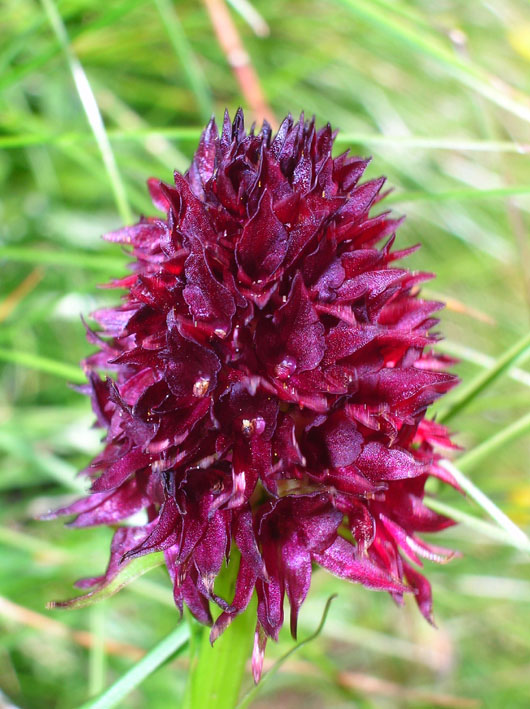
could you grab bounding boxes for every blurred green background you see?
[1,0,530,707]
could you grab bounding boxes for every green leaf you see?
[78,623,190,709]
[0,245,126,272]
[438,331,530,423]
[48,552,166,610]
[236,595,337,709]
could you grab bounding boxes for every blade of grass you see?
[386,185,530,204]
[335,0,530,125]
[0,524,175,607]
[424,497,530,553]
[78,623,189,709]
[39,0,132,223]
[457,411,530,473]
[227,0,269,37]
[236,595,336,709]
[0,525,71,564]
[88,605,106,697]
[0,0,147,91]
[0,347,86,383]
[0,596,145,662]
[439,460,530,552]
[202,0,276,125]
[0,431,86,491]
[334,134,530,154]
[438,340,530,389]
[0,268,44,323]
[438,331,530,423]
[0,246,126,272]
[154,0,213,122]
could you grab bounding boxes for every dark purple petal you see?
[236,189,288,282]
[313,537,409,593]
[356,442,426,482]
[91,449,152,492]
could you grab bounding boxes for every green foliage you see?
[1,0,530,707]
[79,623,190,709]
[48,553,166,611]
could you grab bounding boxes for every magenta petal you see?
[272,273,325,372]
[123,496,180,559]
[403,562,435,625]
[252,622,268,684]
[313,537,409,593]
[183,236,236,336]
[356,442,426,482]
[236,189,288,282]
[91,449,152,492]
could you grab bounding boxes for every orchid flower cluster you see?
[50,110,459,681]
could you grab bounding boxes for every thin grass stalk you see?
[440,460,530,552]
[39,0,132,223]
[78,624,190,709]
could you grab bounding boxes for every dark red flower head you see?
[51,110,459,681]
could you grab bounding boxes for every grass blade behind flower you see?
[78,623,190,709]
[438,331,530,424]
[439,460,530,553]
[154,0,213,122]
[39,0,132,223]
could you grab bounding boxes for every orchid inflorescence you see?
[49,110,459,681]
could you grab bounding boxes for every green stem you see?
[439,460,530,552]
[78,623,189,709]
[185,551,256,709]
[88,605,106,697]
[438,330,530,424]
[0,346,86,383]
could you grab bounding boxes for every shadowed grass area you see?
[1,1,529,707]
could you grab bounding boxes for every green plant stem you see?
[88,605,106,697]
[438,331,530,423]
[457,411,530,473]
[78,623,189,709]
[424,497,530,553]
[184,552,256,709]
[439,460,530,552]
[0,347,86,383]
[154,0,213,121]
